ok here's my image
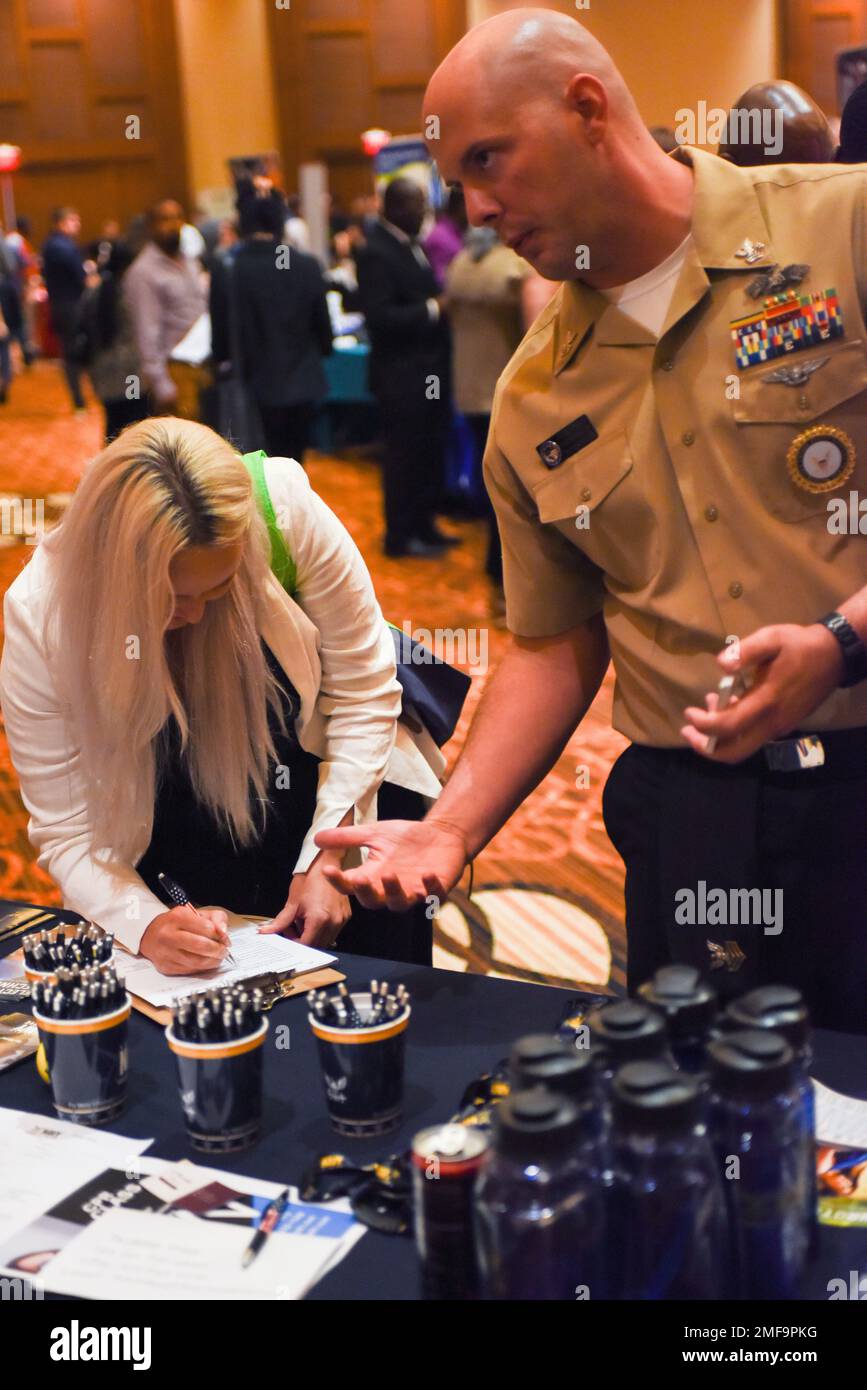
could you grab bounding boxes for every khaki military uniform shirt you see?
[484,146,867,746]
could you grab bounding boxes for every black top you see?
[210,240,333,408]
[134,643,433,966]
[136,644,322,919]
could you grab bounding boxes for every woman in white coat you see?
[0,417,444,974]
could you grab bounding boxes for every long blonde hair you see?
[42,417,286,861]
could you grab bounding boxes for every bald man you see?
[718,81,837,166]
[317,9,867,1031]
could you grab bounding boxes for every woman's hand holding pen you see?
[140,906,232,975]
[259,854,351,949]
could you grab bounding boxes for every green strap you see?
[241,450,297,596]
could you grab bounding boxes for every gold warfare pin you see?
[786,425,856,494]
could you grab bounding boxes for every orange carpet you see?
[0,360,629,992]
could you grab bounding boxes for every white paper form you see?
[813,1078,867,1149]
[0,1108,152,1243]
[114,925,334,1007]
[44,1206,342,1301]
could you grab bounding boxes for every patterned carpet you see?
[0,361,629,993]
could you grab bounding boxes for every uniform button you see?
[704,505,719,522]
[662,359,675,372]
[798,394,810,411]
[728,581,743,599]
[580,486,592,502]
[682,431,696,446]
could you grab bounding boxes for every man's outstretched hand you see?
[313,818,470,911]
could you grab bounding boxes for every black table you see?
[2,950,866,1300]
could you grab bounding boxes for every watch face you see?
[787,426,856,494]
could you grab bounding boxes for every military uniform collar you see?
[672,144,775,271]
[553,144,776,372]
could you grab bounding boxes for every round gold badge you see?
[786,425,856,494]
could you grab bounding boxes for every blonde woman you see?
[0,418,444,974]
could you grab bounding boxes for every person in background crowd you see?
[4,216,38,365]
[350,194,379,238]
[444,226,530,597]
[0,299,11,405]
[356,177,457,558]
[211,185,332,466]
[0,235,23,404]
[326,217,365,309]
[41,207,90,413]
[124,212,150,258]
[79,241,148,444]
[125,198,209,420]
[836,78,867,162]
[215,217,239,262]
[718,81,837,165]
[284,194,312,254]
[423,186,468,289]
[87,218,122,271]
[180,218,207,269]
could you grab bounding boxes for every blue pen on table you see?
[157,872,236,968]
[242,1187,290,1268]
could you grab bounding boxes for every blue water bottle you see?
[638,965,717,1075]
[586,999,672,1090]
[724,985,817,1255]
[707,1029,808,1298]
[609,1060,727,1299]
[474,1086,608,1300]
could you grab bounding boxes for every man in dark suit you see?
[210,185,333,464]
[41,206,88,412]
[356,178,458,558]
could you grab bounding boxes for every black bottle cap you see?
[724,985,810,1051]
[587,999,668,1063]
[612,1060,702,1132]
[493,1086,583,1160]
[509,1034,595,1099]
[707,1028,794,1097]
[637,965,716,1040]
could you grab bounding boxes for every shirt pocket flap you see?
[532,430,633,523]
[731,338,867,424]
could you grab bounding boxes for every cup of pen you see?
[166,1016,269,1153]
[22,922,114,984]
[309,991,411,1138]
[32,985,130,1126]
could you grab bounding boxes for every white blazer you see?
[0,456,445,952]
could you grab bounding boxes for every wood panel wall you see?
[782,0,867,114]
[0,0,189,242]
[265,0,466,212]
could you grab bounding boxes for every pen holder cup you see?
[166,1018,268,1154]
[23,924,114,983]
[310,992,411,1138]
[33,997,130,1125]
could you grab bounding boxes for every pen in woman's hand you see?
[157,872,236,966]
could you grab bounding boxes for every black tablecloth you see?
[2,933,866,1300]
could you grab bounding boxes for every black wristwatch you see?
[817,611,867,688]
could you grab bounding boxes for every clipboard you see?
[128,964,345,1026]
[122,911,346,1025]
